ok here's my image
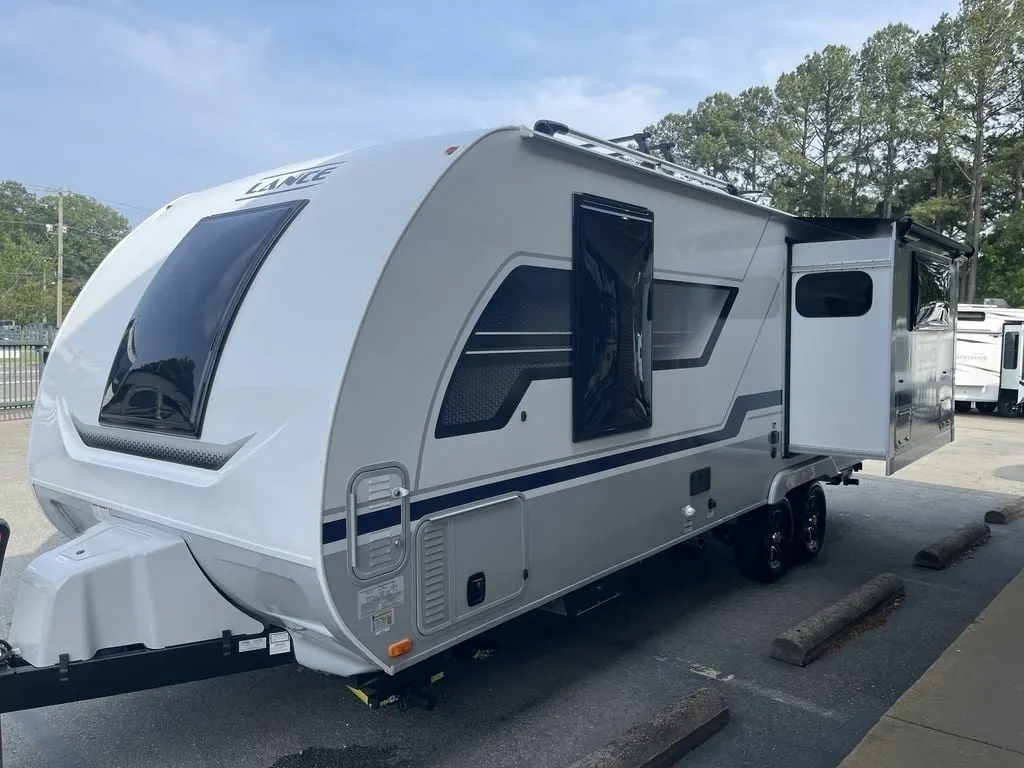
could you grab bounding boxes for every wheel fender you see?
[767,458,844,505]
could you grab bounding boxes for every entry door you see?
[1001,322,1023,399]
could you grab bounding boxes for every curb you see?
[985,497,1024,525]
[565,686,729,768]
[769,573,905,667]
[914,522,991,569]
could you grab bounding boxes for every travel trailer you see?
[0,120,971,725]
[955,302,1024,417]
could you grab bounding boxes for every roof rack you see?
[529,120,742,198]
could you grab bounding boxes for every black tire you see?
[997,397,1018,418]
[788,481,827,564]
[955,401,971,413]
[977,402,998,414]
[733,499,794,584]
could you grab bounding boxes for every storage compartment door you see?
[346,464,410,582]
[415,495,526,635]
[787,238,895,460]
[1001,322,1024,402]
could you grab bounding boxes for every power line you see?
[3,181,154,214]
[0,217,128,243]
[91,196,154,213]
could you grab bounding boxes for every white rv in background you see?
[0,120,972,720]
[955,302,1024,417]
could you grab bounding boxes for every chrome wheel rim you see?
[803,494,823,553]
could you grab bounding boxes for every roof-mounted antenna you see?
[533,120,569,137]
[651,141,676,164]
[609,131,652,153]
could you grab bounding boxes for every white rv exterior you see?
[955,303,1024,416]
[8,121,971,691]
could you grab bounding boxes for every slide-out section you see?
[786,226,958,475]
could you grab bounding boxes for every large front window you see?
[99,199,307,437]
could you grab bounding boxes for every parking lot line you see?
[660,658,849,722]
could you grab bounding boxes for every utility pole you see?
[56,190,64,328]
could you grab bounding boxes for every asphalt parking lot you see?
[2,413,1024,768]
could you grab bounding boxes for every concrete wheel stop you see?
[769,573,905,667]
[984,496,1024,525]
[914,521,991,570]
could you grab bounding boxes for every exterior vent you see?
[365,475,394,506]
[418,521,450,633]
[365,538,395,570]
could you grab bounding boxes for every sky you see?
[0,0,963,226]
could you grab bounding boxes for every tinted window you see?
[434,268,738,439]
[1004,332,1020,370]
[958,311,986,322]
[910,252,952,330]
[99,199,307,437]
[653,281,737,367]
[795,270,873,318]
[435,265,571,439]
[571,194,654,442]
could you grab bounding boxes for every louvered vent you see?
[365,538,395,570]
[364,475,394,508]
[418,522,450,632]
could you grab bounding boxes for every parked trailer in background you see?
[955,303,1024,417]
[0,120,972,745]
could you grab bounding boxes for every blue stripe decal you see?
[322,389,783,546]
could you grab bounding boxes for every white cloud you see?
[0,3,672,179]
[0,0,963,216]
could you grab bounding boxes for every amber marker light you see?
[389,638,413,658]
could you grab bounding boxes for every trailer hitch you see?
[345,668,444,712]
[397,685,438,711]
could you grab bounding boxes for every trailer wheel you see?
[733,499,794,583]
[955,401,971,413]
[977,402,997,414]
[997,396,1018,418]
[788,481,827,564]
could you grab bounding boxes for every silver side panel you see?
[323,430,796,673]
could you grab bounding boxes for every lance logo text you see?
[237,163,341,200]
